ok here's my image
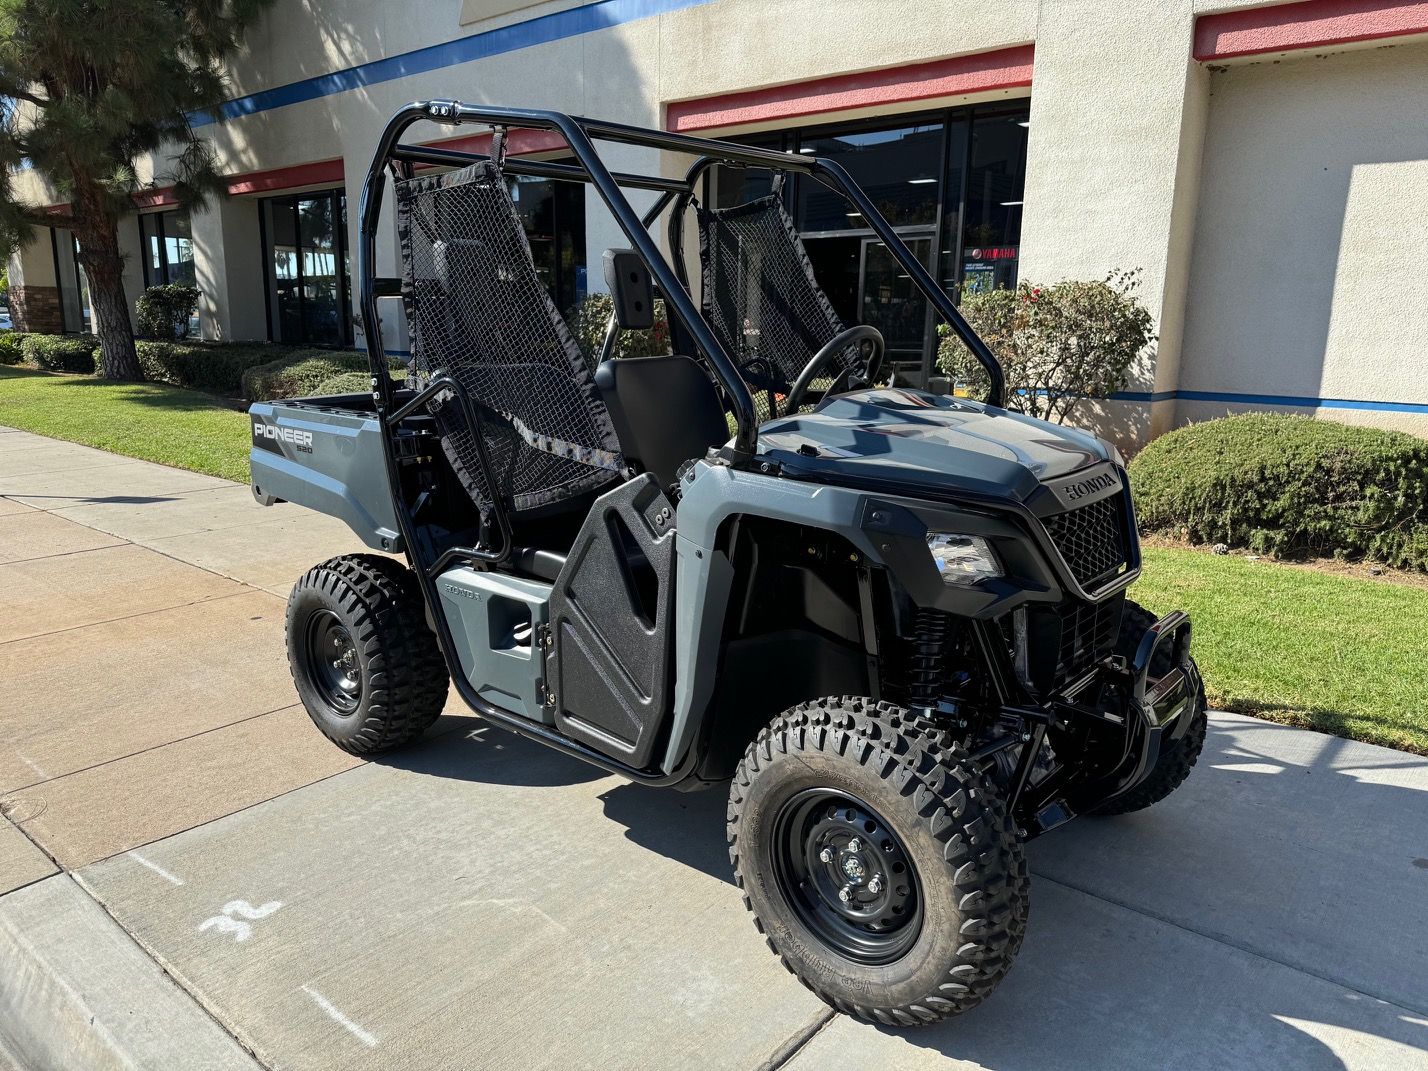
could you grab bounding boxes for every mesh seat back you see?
[397,160,623,516]
[697,194,862,415]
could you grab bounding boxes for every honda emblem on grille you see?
[1061,472,1117,502]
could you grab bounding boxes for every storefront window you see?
[795,123,943,233]
[707,104,1030,384]
[507,171,587,316]
[50,227,91,333]
[139,210,196,288]
[260,189,352,347]
[957,113,1029,295]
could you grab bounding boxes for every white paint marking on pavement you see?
[126,851,184,886]
[15,752,47,780]
[302,985,378,1048]
[197,899,283,942]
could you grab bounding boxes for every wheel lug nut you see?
[868,877,883,895]
[819,847,833,864]
[838,885,852,903]
[847,838,861,853]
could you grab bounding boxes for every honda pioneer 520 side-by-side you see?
[249,101,1206,1026]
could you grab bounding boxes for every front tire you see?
[728,697,1028,1026]
[286,554,449,755]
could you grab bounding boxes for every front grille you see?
[1043,492,1129,589]
[1056,592,1125,682]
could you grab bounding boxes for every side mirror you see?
[602,249,655,330]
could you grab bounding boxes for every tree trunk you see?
[70,206,142,381]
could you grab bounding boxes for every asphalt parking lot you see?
[2,425,1427,1070]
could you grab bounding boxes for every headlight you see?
[927,532,1003,585]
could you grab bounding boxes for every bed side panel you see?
[248,399,403,552]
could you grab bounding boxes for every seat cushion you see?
[593,356,729,489]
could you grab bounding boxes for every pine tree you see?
[0,0,274,379]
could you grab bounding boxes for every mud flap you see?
[547,474,676,768]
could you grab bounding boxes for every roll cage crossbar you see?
[358,99,1006,453]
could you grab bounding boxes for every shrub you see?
[137,340,306,396]
[938,270,1154,422]
[242,351,401,401]
[1130,413,1428,571]
[568,292,670,363]
[312,371,374,396]
[135,284,200,340]
[22,333,98,373]
[0,331,26,365]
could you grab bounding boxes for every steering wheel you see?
[782,325,885,416]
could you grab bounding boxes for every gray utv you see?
[250,100,1206,1025]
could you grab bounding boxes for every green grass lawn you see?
[0,366,251,481]
[1134,547,1428,755]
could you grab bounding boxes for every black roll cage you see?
[358,99,1006,450]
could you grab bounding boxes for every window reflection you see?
[51,227,91,333]
[796,124,942,232]
[261,190,352,346]
[706,106,1029,384]
[139,210,196,288]
[959,115,1028,295]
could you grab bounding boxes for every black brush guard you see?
[1007,611,1198,834]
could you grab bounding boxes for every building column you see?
[191,195,267,342]
[1018,0,1209,445]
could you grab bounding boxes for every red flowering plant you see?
[937,269,1154,424]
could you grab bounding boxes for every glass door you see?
[297,195,343,346]
[859,234,933,380]
[262,189,352,346]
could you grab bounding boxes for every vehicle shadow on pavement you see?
[600,780,732,883]
[371,716,607,788]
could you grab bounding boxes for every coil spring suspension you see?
[906,608,950,710]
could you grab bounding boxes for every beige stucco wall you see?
[7,0,1427,444]
[1178,40,1428,437]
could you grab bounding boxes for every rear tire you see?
[1091,599,1208,816]
[728,697,1027,1025]
[286,554,448,755]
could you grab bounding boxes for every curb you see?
[0,875,258,1071]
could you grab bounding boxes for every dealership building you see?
[9,0,1428,445]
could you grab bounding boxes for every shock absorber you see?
[906,608,950,711]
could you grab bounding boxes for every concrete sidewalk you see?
[2,426,1427,1070]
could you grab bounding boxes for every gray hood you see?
[758,388,1113,504]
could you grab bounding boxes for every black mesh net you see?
[697,192,862,418]
[397,160,623,515]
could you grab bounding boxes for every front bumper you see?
[1016,610,1199,834]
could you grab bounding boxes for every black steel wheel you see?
[303,609,363,714]
[771,789,923,965]
[286,554,448,755]
[729,696,1028,1026]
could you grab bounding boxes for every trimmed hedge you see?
[242,351,401,401]
[312,371,375,396]
[1130,413,1428,571]
[22,333,98,373]
[137,341,321,396]
[0,331,25,365]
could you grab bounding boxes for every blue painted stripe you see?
[1103,387,1428,415]
[1174,389,1428,416]
[192,0,715,127]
